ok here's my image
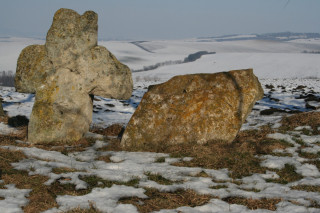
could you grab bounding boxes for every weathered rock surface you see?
[15,8,133,143]
[121,69,263,149]
[15,45,53,93]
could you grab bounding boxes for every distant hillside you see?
[200,32,320,42]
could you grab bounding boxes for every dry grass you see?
[268,164,303,184]
[222,197,282,211]
[0,109,318,212]
[194,171,210,178]
[79,175,140,190]
[298,151,320,159]
[291,185,320,192]
[120,126,295,179]
[280,111,320,134]
[95,155,112,163]
[145,172,181,185]
[307,160,320,171]
[52,167,82,174]
[63,202,102,213]
[0,147,58,212]
[210,185,228,189]
[97,138,122,152]
[34,137,97,154]
[90,124,124,137]
[119,188,213,213]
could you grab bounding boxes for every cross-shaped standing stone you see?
[15,8,133,143]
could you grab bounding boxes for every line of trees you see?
[0,71,15,87]
[132,51,216,72]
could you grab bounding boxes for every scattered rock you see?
[297,94,320,102]
[295,85,307,90]
[260,108,301,116]
[105,104,115,107]
[265,84,274,89]
[15,8,132,143]
[121,69,264,149]
[8,115,29,127]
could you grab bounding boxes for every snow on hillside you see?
[1,36,320,76]
[1,35,320,212]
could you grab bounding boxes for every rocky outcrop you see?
[121,69,263,149]
[15,8,133,143]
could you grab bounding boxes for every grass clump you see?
[240,188,261,193]
[194,171,210,178]
[280,111,320,134]
[63,202,102,213]
[154,157,166,163]
[119,188,213,213]
[95,155,112,163]
[291,185,320,192]
[298,151,320,159]
[80,175,140,189]
[268,164,303,184]
[222,197,282,211]
[210,185,228,189]
[306,160,320,170]
[145,172,178,185]
[52,167,81,174]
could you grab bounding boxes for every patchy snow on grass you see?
[0,184,31,213]
[1,37,320,212]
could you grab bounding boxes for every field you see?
[0,35,320,212]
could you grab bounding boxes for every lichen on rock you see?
[121,69,263,150]
[15,8,133,143]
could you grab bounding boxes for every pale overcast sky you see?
[0,0,319,40]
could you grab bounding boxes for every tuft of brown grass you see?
[63,202,102,213]
[52,167,81,174]
[306,160,320,171]
[95,155,112,163]
[119,188,213,213]
[291,185,320,192]
[280,111,320,134]
[298,151,320,159]
[210,185,228,189]
[34,137,96,154]
[268,164,303,184]
[97,138,122,152]
[79,175,140,190]
[90,124,124,137]
[222,197,282,211]
[0,133,28,146]
[194,171,210,178]
[145,172,180,185]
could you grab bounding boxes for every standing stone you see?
[15,8,133,143]
[121,69,263,149]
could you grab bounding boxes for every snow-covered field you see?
[0,36,320,212]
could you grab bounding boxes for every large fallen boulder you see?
[15,8,133,143]
[121,69,263,149]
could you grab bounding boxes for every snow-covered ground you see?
[0,36,320,212]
